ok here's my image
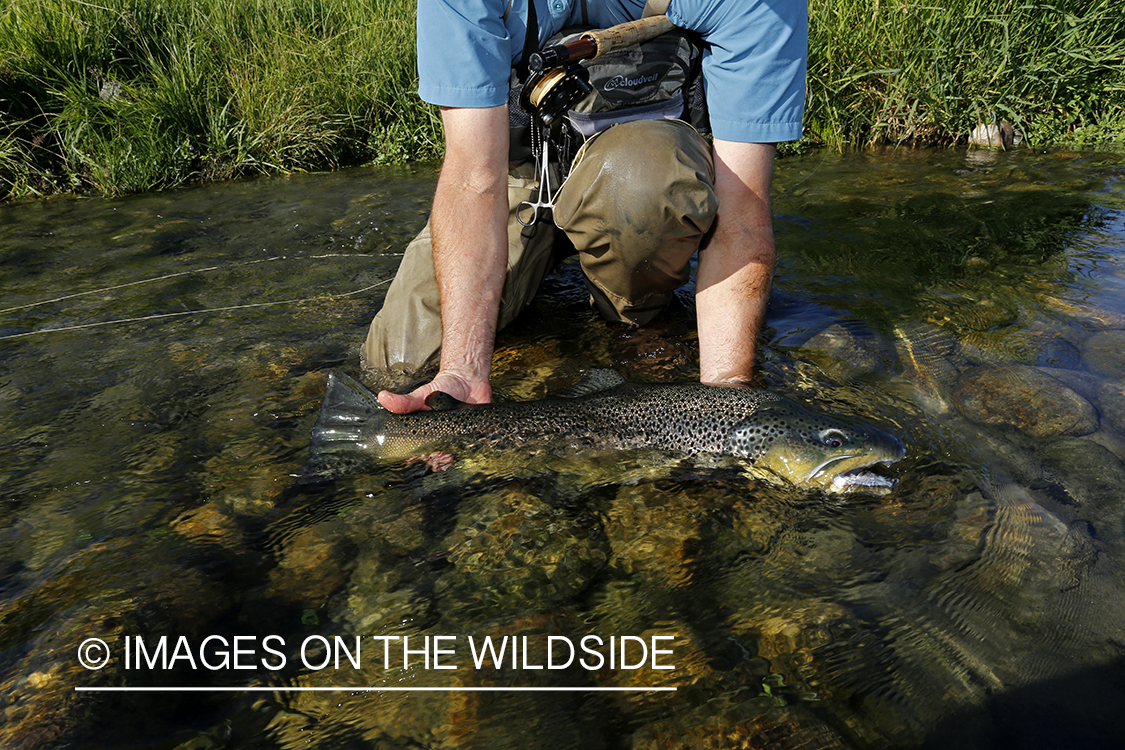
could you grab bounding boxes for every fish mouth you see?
[829,462,899,493]
[811,455,902,495]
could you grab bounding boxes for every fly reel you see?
[518,14,673,127]
[519,64,592,127]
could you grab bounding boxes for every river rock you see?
[799,323,886,378]
[765,524,880,583]
[1096,379,1125,435]
[1086,428,1125,464]
[604,483,710,588]
[264,609,608,749]
[954,365,1098,437]
[1039,366,1101,402]
[171,503,244,548]
[1038,438,1125,515]
[736,598,854,664]
[435,486,608,621]
[1041,297,1125,329]
[631,701,849,750]
[1037,438,1125,572]
[264,521,355,610]
[1032,337,1084,370]
[867,475,989,572]
[969,122,1015,149]
[928,294,1018,332]
[0,537,230,749]
[591,622,733,720]
[1082,330,1125,378]
[322,500,440,633]
[892,323,961,414]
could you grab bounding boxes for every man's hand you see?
[377,372,492,415]
[380,105,510,414]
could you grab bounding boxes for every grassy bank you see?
[808,0,1125,148]
[1,0,439,197]
[2,0,1124,199]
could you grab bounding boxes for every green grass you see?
[1,0,1123,198]
[806,0,1125,148]
[0,0,440,197]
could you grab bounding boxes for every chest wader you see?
[362,1,718,384]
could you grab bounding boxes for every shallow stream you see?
[2,147,1125,749]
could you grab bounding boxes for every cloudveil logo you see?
[602,73,659,92]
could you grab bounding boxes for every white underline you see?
[75,686,677,693]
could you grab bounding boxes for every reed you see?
[1,0,1122,198]
[806,0,1125,148]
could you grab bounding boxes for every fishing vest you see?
[508,1,709,166]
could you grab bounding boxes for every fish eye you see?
[820,429,847,448]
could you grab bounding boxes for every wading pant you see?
[361,118,718,377]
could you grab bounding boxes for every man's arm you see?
[695,139,777,385]
[378,105,510,413]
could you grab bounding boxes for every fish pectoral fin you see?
[423,391,468,411]
[553,369,627,398]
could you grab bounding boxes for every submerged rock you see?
[892,323,961,414]
[631,701,849,750]
[954,365,1098,437]
[1040,298,1125,329]
[1038,366,1101,403]
[1096,379,1125,435]
[261,610,609,750]
[604,483,713,589]
[1086,428,1125,464]
[264,521,355,611]
[1082,330,1125,378]
[171,503,244,548]
[322,499,439,634]
[799,323,888,378]
[590,623,735,719]
[1039,438,1125,517]
[739,598,855,664]
[0,537,230,749]
[435,486,609,620]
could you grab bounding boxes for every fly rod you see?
[529,14,675,72]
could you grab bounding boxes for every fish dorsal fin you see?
[424,391,468,411]
[554,369,627,398]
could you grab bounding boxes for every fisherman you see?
[363,0,808,413]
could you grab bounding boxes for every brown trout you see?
[306,370,906,494]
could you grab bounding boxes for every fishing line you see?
[0,254,374,315]
[0,280,390,341]
[0,254,390,342]
[774,146,831,198]
[0,266,222,315]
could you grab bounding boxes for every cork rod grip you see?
[579,15,675,59]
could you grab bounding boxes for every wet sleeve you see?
[416,0,515,108]
[667,0,808,143]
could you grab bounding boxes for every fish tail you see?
[302,370,388,479]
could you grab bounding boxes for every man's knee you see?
[554,119,717,324]
[555,119,718,244]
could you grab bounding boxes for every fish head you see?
[727,398,906,495]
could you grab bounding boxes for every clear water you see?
[2,149,1124,749]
